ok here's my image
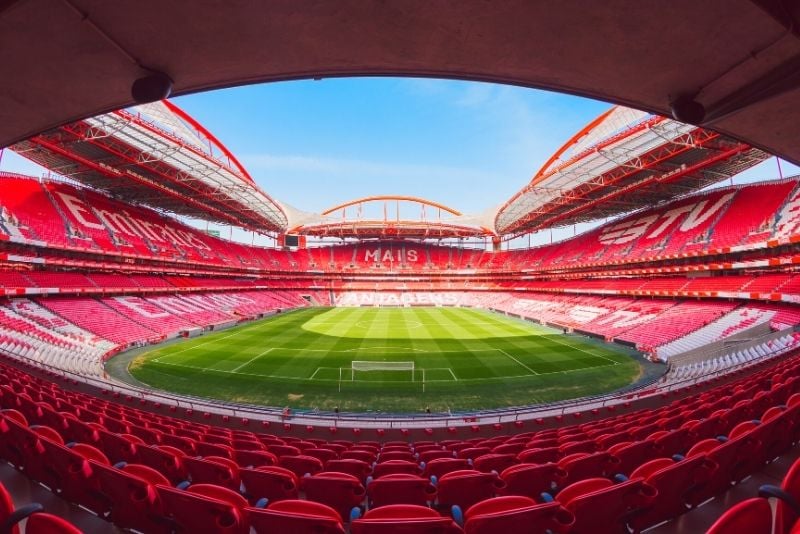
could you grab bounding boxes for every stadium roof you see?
[495,106,769,236]
[1,1,799,169]
[290,196,495,239]
[10,101,288,233]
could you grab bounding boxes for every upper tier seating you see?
[0,175,250,267]
[0,175,71,248]
[501,178,800,272]
[713,180,797,248]
[4,175,800,276]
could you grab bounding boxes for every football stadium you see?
[2,3,800,533]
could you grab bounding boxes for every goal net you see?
[349,360,415,381]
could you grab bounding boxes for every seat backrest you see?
[24,512,83,534]
[351,504,463,534]
[0,482,23,534]
[247,500,345,534]
[367,474,437,508]
[372,460,421,479]
[279,454,324,478]
[302,472,366,521]
[463,496,574,534]
[240,465,299,503]
[422,457,471,479]
[184,455,240,490]
[499,463,567,498]
[775,456,800,533]
[558,478,657,534]
[438,470,505,511]
[136,445,186,484]
[706,498,772,534]
[156,483,249,534]
[325,458,373,482]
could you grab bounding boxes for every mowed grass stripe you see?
[129,307,641,412]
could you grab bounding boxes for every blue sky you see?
[1,78,797,247]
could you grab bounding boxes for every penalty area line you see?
[497,349,539,375]
[543,334,622,365]
[231,348,273,373]
[151,327,266,363]
[309,366,333,379]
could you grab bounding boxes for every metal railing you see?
[3,343,791,431]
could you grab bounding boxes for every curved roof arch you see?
[321,196,462,217]
[0,0,799,168]
[291,196,493,239]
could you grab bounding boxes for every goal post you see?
[350,360,415,382]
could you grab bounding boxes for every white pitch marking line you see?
[544,334,621,365]
[231,348,273,373]
[309,367,323,379]
[497,348,539,375]
[341,346,426,353]
[447,368,458,381]
[151,327,265,363]
[154,360,311,381]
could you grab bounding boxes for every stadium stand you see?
[4,171,800,531]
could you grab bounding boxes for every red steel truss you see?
[10,101,287,234]
[495,107,769,238]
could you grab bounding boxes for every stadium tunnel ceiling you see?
[2,2,800,181]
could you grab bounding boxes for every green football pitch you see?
[127,307,641,412]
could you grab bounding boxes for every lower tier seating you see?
[1,347,799,532]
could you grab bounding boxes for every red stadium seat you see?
[371,459,422,478]
[367,473,437,508]
[759,456,800,534]
[279,454,324,478]
[37,439,111,515]
[706,498,772,534]
[235,449,278,468]
[499,463,568,498]
[685,432,759,505]
[436,469,506,512]
[351,504,462,533]
[555,477,657,534]
[93,462,171,533]
[137,444,188,484]
[240,465,299,504]
[608,439,660,477]
[378,450,417,463]
[472,453,518,474]
[1,479,82,534]
[628,455,717,532]
[302,471,366,521]
[463,495,574,534]
[325,458,373,483]
[341,449,377,463]
[247,499,345,534]
[21,513,83,534]
[558,451,621,486]
[156,483,249,534]
[184,455,241,491]
[517,446,560,464]
[422,457,472,479]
